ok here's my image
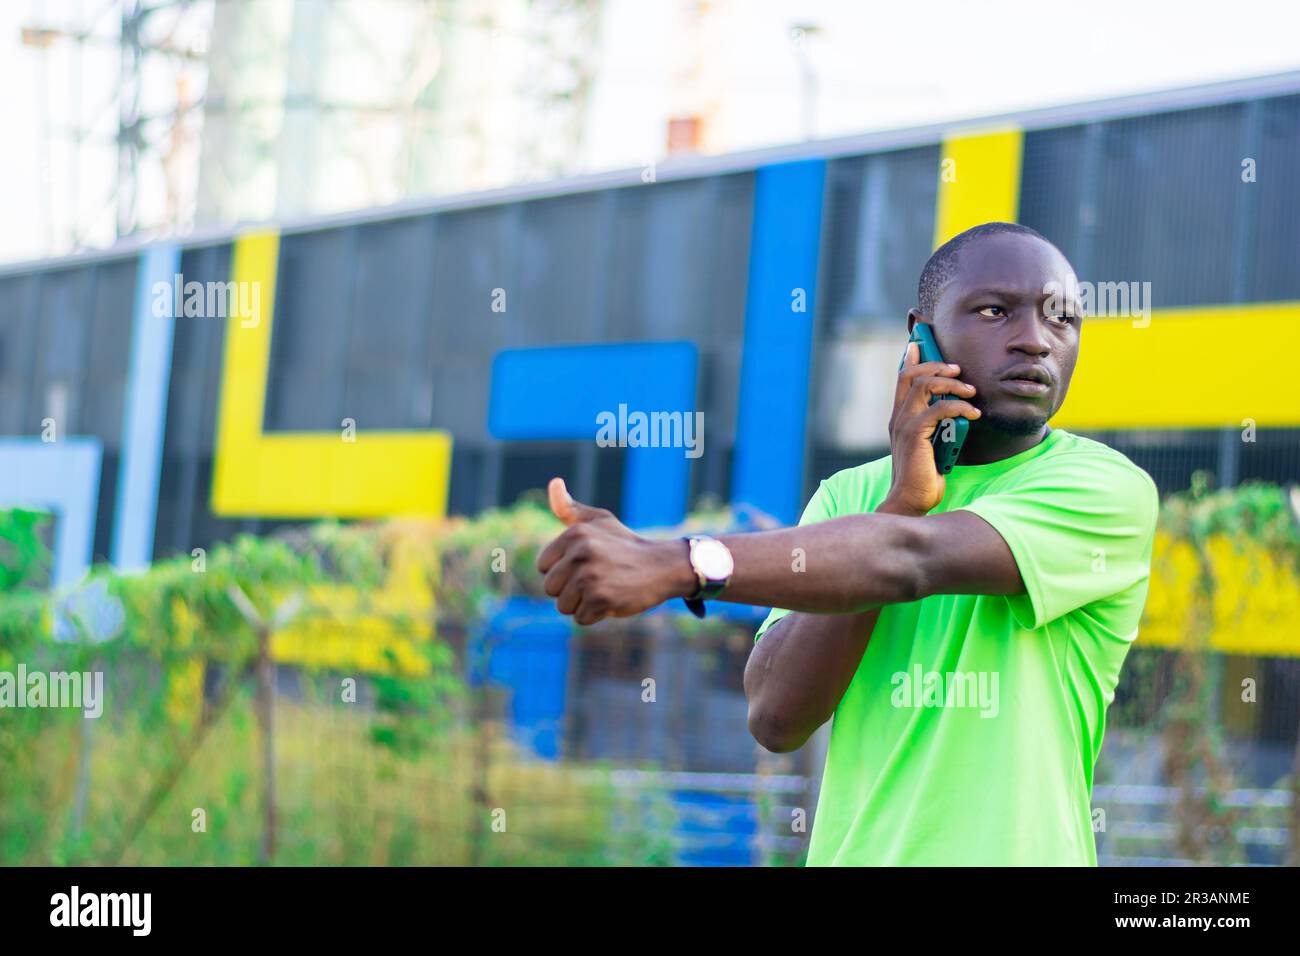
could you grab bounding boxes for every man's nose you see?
[1007,314,1052,356]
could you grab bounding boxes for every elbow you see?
[747,700,811,754]
[889,564,926,605]
[875,518,929,605]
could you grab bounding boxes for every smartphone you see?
[897,322,968,475]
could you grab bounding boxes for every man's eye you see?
[978,306,1006,317]
[1046,312,1077,326]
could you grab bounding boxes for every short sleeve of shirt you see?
[753,479,841,642]
[958,451,1159,630]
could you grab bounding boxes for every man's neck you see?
[955,423,1051,466]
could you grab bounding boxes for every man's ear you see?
[906,308,926,334]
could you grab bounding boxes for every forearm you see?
[714,509,925,614]
[744,608,881,752]
[742,499,920,753]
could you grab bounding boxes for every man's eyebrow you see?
[958,286,1026,301]
[959,285,1082,305]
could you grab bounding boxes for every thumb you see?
[547,477,603,526]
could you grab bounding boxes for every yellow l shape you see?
[212,231,452,518]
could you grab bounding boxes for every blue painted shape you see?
[0,439,103,588]
[670,790,758,867]
[643,600,768,625]
[112,243,179,570]
[732,160,826,525]
[476,596,573,760]
[488,341,699,528]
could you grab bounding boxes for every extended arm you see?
[536,485,1024,753]
[534,494,1022,620]
[535,342,1029,754]
[711,506,1023,614]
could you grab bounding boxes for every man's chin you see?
[981,409,1050,437]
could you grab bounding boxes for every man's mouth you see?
[998,361,1050,385]
[998,379,1050,397]
[998,364,1053,397]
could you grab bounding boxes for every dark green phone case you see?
[897,323,969,475]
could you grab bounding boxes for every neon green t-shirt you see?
[754,428,1159,866]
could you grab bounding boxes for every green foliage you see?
[9,479,1285,866]
[1161,475,1300,576]
[0,503,674,866]
[0,508,52,594]
[368,644,462,757]
[434,501,564,622]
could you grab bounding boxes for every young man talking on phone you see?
[536,221,1160,865]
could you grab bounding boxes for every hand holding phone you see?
[896,322,971,475]
[882,324,982,515]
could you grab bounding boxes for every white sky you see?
[2,0,1299,265]
[585,0,1300,167]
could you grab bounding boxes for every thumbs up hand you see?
[536,478,697,625]
[546,477,620,528]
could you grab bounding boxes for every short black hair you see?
[916,221,1055,315]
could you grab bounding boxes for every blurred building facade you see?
[2,71,1298,864]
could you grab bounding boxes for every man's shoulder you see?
[1017,430,1161,539]
[1039,430,1159,497]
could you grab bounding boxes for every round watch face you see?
[692,538,734,581]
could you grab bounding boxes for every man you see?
[536,221,1159,865]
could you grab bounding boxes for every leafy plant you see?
[0,508,51,594]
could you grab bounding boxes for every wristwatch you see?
[682,534,735,619]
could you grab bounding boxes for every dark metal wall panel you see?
[430,204,518,361]
[498,442,579,511]
[265,228,353,432]
[605,174,754,344]
[1236,427,1300,485]
[513,191,607,345]
[1023,105,1251,307]
[155,243,239,559]
[1247,94,1300,302]
[1089,105,1243,306]
[698,172,755,449]
[343,215,438,430]
[820,145,941,333]
[445,444,489,516]
[1019,123,1093,270]
[0,273,42,435]
[79,258,137,446]
[32,267,94,433]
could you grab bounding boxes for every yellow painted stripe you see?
[1056,302,1300,429]
[1140,532,1300,657]
[212,231,453,518]
[933,128,1023,248]
[930,131,1300,429]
